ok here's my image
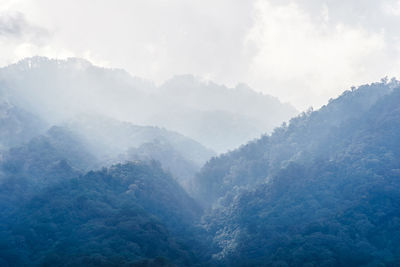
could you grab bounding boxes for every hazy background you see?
[0,0,400,109]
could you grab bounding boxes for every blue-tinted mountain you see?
[0,162,203,266]
[2,126,97,177]
[193,79,397,207]
[195,79,400,266]
[4,56,400,266]
[64,115,215,189]
[153,75,298,152]
[124,140,200,191]
[0,98,46,151]
[0,126,98,221]
[0,121,207,266]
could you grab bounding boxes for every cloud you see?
[244,1,389,109]
[0,10,53,65]
[383,0,400,16]
[0,11,48,42]
[0,12,24,37]
[18,0,256,84]
[1,0,400,110]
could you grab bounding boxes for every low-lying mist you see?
[0,56,297,153]
[1,55,400,266]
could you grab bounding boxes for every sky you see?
[0,0,400,110]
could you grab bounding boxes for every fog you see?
[1,0,400,109]
[0,57,297,153]
[2,1,400,266]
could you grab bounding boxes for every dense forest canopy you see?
[1,56,400,266]
[194,78,400,266]
[0,162,203,266]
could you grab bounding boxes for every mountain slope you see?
[153,75,297,152]
[193,79,397,208]
[124,140,200,191]
[196,79,400,265]
[0,98,46,151]
[65,115,215,189]
[0,162,203,266]
[0,56,155,124]
[1,126,98,177]
[0,126,98,223]
[0,57,297,152]
[0,121,208,266]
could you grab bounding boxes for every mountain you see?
[0,98,46,151]
[0,116,212,215]
[0,78,216,189]
[151,75,297,152]
[0,126,97,221]
[0,121,208,266]
[64,115,215,189]
[0,57,297,152]
[193,79,397,208]
[1,126,98,177]
[5,56,400,266]
[0,56,155,124]
[194,78,400,265]
[0,162,203,266]
[124,140,201,191]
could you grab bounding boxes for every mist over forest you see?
[2,1,400,266]
[0,57,297,153]
[1,56,400,266]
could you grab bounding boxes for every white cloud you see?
[383,0,400,16]
[245,1,388,109]
[0,0,400,110]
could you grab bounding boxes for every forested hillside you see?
[194,78,400,266]
[2,0,399,265]
[193,79,397,207]
[0,99,46,151]
[0,162,203,266]
[64,115,215,189]
[1,58,400,266]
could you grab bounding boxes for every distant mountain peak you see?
[0,56,298,152]
[9,56,91,71]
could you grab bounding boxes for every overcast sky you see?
[1,0,400,110]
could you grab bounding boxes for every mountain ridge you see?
[0,56,297,152]
[194,78,400,266]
